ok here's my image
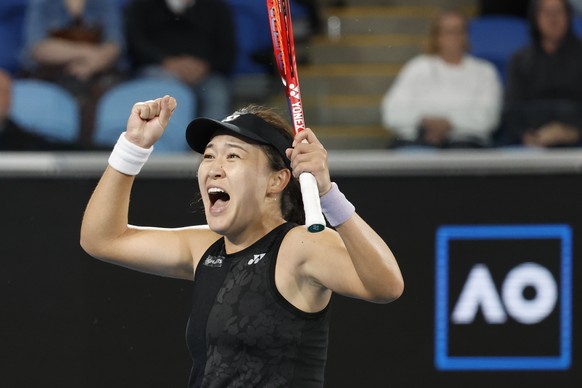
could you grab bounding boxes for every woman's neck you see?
[439,51,463,65]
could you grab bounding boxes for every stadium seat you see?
[468,16,530,82]
[10,79,80,142]
[573,16,582,38]
[225,0,310,75]
[226,0,273,75]
[0,0,28,75]
[94,78,196,153]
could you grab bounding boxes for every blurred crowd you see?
[2,0,582,152]
[0,0,321,151]
[382,0,582,149]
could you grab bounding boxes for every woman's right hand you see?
[125,95,177,148]
[286,128,332,196]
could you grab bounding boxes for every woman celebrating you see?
[80,95,404,387]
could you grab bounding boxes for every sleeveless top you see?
[186,223,330,388]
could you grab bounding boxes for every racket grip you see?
[299,172,326,233]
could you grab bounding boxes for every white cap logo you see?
[223,113,241,122]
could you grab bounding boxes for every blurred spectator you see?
[381,10,502,149]
[502,0,582,147]
[478,0,530,18]
[0,68,98,150]
[0,0,28,76]
[125,0,236,120]
[21,0,126,144]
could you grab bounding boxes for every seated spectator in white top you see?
[381,10,502,148]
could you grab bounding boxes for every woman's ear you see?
[269,168,291,194]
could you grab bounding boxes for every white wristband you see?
[320,182,355,227]
[108,132,153,176]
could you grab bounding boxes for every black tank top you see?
[186,223,330,388]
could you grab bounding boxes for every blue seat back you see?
[226,0,272,75]
[225,0,309,76]
[94,78,196,153]
[0,0,28,74]
[10,79,80,142]
[468,16,530,82]
[573,16,582,38]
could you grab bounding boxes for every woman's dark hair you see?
[528,0,574,44]
[230,105,305,225]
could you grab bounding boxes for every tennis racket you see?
[267,0,325,233]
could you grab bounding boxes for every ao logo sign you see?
[452,262,557,325]
[435,225,572,371]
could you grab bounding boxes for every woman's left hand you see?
[285,128,332,196]
[523,121,581,147]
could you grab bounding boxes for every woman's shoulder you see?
[402,54,437,69]
[175,226,222,270]
[179,224,222,248]
[464,54,493,67]
[396,54,440,77]
[507,43,537,65]
[182,224,222,239]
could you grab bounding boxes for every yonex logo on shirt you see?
[248,253,266,265]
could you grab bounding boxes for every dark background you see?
[1,173,579,387]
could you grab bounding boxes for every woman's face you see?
[537,0,569,44]
[436,13,467,57]
[197,133,274,237]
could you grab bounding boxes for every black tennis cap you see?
[186,113,293,168]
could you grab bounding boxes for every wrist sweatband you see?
[108,132,153,176]
[320,182,355,227]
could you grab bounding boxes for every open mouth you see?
[208,187,231,208]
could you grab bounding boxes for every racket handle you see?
[299,172,326,233]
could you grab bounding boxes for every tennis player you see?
[80,95,404,387]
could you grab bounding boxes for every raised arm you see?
[80,96,217,279]
[286,129,404,303]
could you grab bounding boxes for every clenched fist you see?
[125,95,177,148]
